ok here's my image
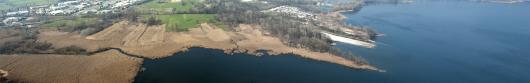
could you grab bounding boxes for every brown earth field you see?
[0,50,143,83]
[0,29,24,45]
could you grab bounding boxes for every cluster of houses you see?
[2,0,145,16]
[262,6,319,21]
[0,0,146,28]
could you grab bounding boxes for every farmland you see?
[143,14,226,31]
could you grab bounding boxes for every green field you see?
[42,17,98,28]
[136,0,202,13]
[0,0,56,11]
[140,0,194,10]
[143,14,227,32]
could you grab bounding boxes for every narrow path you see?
[1,47,155,60]
[87,48,153,59]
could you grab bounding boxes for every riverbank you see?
[36,21,383,72]
[0,20,382,82]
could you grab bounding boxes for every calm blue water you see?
[342,0,530,82]
[135,1,530,83]
[134,48,377,83]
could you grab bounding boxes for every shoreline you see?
[37,21,383,71]
[0,21,382,82]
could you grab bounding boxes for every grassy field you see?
[140,0,194,10]
[143,14,227,32]
[136,0,201,13]
[0,0,56,11]
[42,17,98,28]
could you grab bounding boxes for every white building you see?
[2,17,22,25]
[5,11,29,16]
[58,1,80,6]
[241,0,255,2]
[97,10,112,14]
[30,6,49,15]
[50,10,66,15]
[49,5,67,11]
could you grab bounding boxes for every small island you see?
[1,0,383,82]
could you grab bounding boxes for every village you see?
[262,5,319,21]
[0,0,146,29]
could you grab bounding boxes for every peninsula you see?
[0,0,383,82]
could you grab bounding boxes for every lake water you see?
[134,48,376,83]
[342,0,530,82]
[134,1,530,83]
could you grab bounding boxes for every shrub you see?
[0,41,53,54]
[80,28,98,36]
[54,46,88,55]
[145,17,162,26]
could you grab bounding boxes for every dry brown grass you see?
[0,21,384,82]
[37,21,383,71]
[0,50,143,83]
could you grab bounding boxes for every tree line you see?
[211,0,335,52]
[208,0,371,64]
